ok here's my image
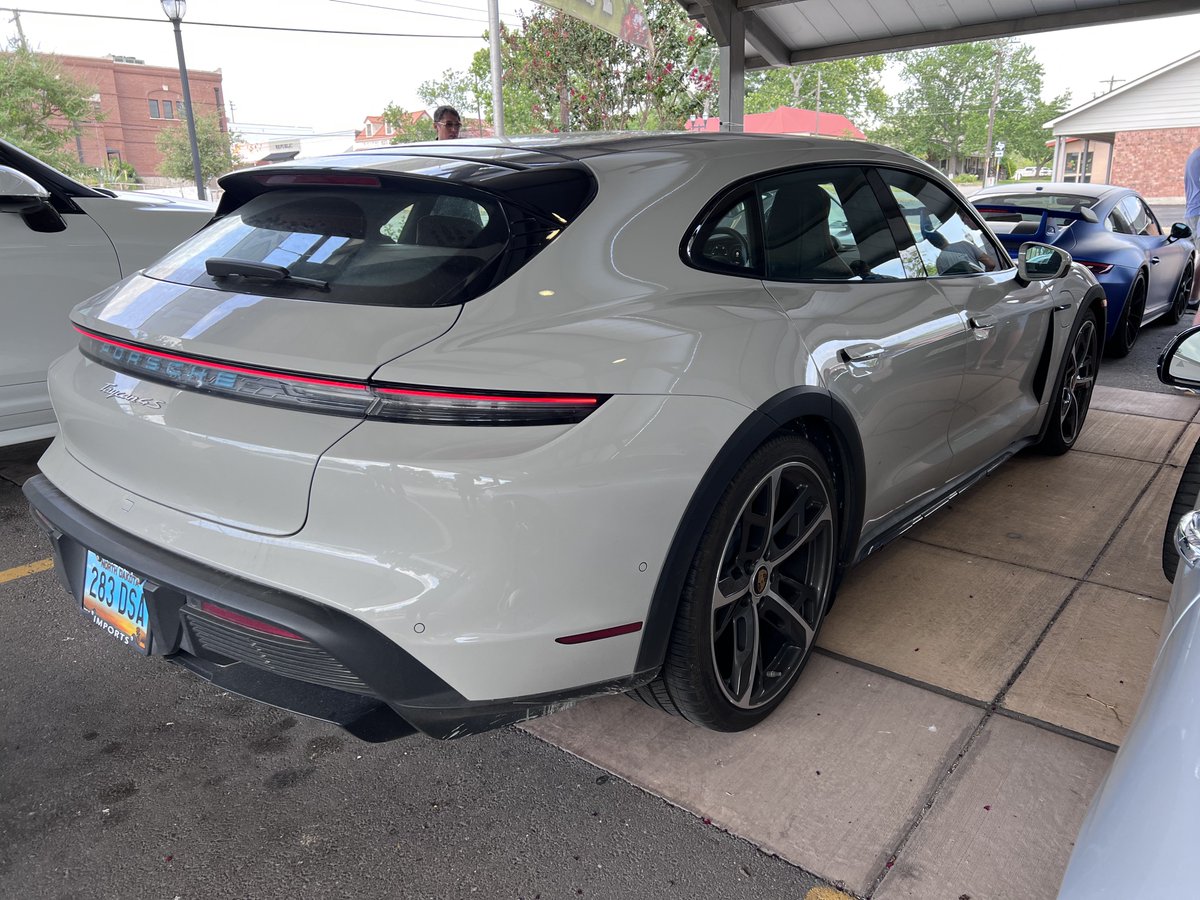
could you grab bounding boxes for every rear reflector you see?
[555,622,643,645]
[199,601,305,640]
[77,327,607,426]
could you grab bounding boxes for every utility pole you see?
[9,8,29,50]
[813,69,822,136]
[982,42,1004,186]
[1099,75,1126,93]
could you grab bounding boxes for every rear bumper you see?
[24,474,655,740]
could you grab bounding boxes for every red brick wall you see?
[1111,126,1200,201]
[45,54,224,179]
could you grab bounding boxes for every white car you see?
[1057,325,1200,898]
[1016,165,1052,179]
[0,139,214,447]
[24,134,1104,740]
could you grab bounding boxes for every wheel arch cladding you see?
[634,387,866,673]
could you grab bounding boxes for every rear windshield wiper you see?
[205,257,329,292]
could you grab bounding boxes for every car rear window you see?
[145,186,511,307]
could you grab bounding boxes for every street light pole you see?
[161,0,205,200]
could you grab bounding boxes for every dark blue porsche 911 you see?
[972,183,1195,357]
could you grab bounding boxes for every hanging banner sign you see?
[534,0,652,50]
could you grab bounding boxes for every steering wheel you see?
[703,227,751,266]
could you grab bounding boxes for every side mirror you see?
[1016,242,1070,284]
[0,165,51,212]
[1159,325,1200,389]
[1170,222,1193,241]
[1078,206,1099,224]
[0,165,66,233]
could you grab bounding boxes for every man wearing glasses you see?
[434,106,462,140]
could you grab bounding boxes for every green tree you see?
[155,112,240,182]
[382,105,437,142]
[745,57,888,127]
[418,57,494,134]
[874,40,1051,176]
[496,0,717,133]
[0,44,99,172]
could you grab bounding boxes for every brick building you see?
[1045,49,1200,202]
[45,53,225,179]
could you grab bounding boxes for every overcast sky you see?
[5,1,1200,138]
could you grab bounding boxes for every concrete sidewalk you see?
[526,385,1198,899]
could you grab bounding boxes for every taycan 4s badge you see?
[100,383,165,409]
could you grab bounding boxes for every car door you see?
[875,168,1064,474]
[754,165,968,539]
[0,165,120,441]
[1119,194,1191,313]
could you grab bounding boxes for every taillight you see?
[76,327,607,426]
[1075,260,1114,275]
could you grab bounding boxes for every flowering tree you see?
[424,0,717,134]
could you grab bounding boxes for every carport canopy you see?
[674,0,1200,129]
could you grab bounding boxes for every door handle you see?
[840,344,886,370]
[1151,256,1161,264]
[969,315,998,329]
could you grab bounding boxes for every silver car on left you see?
[0,139,214,446]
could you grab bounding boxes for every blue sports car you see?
[973,183,1195,357]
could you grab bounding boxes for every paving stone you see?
[1090,466,1178,601]
[874,716,1113,900]
[907,451,1156,579]
[524,655,981,897]
[1003,583,1166,745]
[819,541,1074,701]
[1166,421,1200,467]
[1073,409,1186,463]
[1090,385,1197,421]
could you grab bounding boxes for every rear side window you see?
[687,166,908,282]
[147,186,507,307]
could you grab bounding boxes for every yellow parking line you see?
[0,558,54,584]
[804,889,856,900]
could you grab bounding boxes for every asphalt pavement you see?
[0,455,834,900]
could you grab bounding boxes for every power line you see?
[329,0,520,25]
[0,7,483,39]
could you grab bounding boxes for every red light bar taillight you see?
[1075,260,1114,275]
[76,327,606,426]
[199,601,304,640]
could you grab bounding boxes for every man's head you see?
[433,106,462,140]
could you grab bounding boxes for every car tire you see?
[1107,275,1146,358]
[633,436,837,731]
[1033,312,1100,456]
[1162,437,1200,582]
[1161,261,1195,327]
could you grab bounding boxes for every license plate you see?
[81,550,151,654]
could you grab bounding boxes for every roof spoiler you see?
[972,203,1099,224]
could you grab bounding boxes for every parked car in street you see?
[0,139,214,447]
[972,182,1194,357]
[1057,323,1200,899]
[25,133,1104,741]
[1015,165,1051,179]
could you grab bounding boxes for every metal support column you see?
[718,9,745,131]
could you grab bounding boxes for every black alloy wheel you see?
[1162,262,1195,326]
[1035,314,1100,455]
[1162,435,1200,582]
[1108,275,1146,358]
[635,436,837,731]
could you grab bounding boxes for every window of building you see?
[163,100,175,119]
[148,99,161,118]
